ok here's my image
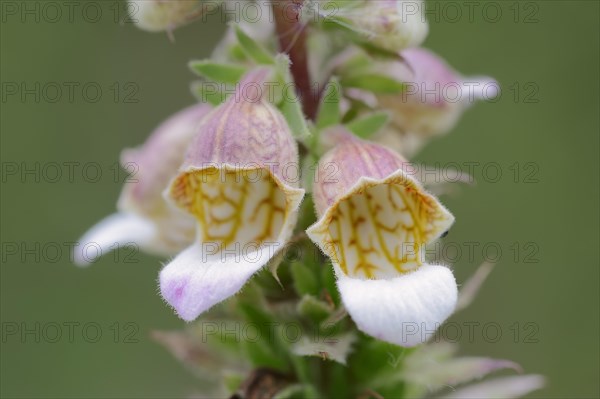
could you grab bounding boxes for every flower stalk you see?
[75,2,544,397]
[272,0,321,121]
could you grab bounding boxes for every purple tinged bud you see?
[375,47,499,155]
[332,0,429,52]
[381,47,499,132]
[119,103,213,218]
[129,0,215,33]
[398,48,499,106]
[177,69,299,188]
[312,129,408,216]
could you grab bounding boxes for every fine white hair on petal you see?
[336,264,458,347]
[73,213,156,267]
[159,242,280,321]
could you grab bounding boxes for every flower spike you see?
[160,69,304,321]
[307,130,456,346]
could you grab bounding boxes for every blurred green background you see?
[1,1,598,398]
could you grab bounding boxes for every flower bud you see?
[129,0,213,33]
[329,0,428,52]
[376,47,499,155]
[118,104,213,220]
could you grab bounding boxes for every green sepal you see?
[346,112,390,138]
[234,24,275,65]
[320,262,340,307]
[341,74,406,94]
[301,154,318,194]
[297,294,334,323]
[348,335,411,388]
[237,302,290,372]
[281,98,312,141]
[316,77,342,130]
[188,60,247,84]
[242,340,290,372]
[291,262,319,297]
[274,55,312,141]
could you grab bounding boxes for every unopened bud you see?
[129,0,215,33]
[330,0,428,52]
[375,48,499,155]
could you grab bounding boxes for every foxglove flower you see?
[160,69,304,321]
[74,103,212,266]
[376,47,499,155]
[307,130,456,347]
[129,0,215,33]
[324,0,428,52]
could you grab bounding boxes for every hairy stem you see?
[272,0,320,121]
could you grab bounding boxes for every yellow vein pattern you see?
[171,167,287,251]
[314,175,451,279]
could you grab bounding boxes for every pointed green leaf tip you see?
[274,55,311,140]
[234,24,275,65]
[346,112,390,138]
[189,60,247,84]
[291,262,319,297]
[316,78,342,130]
[281,98,312,140]
[341,73,406,94]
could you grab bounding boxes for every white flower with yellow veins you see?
[74,103,212,266]
[129,0,218,34]
[160,69,304,322]
[306,129,456,347]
